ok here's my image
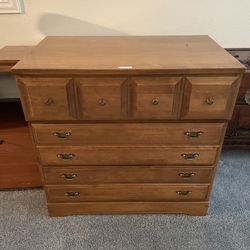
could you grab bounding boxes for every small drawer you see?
[17,77,75,121]
[131,77,183,119]
[75,77,127,120]
[38,146,218,166]
[32,123,225,146]
[43,166,214,184]
[45,184,209,202]
[182,76,240,119]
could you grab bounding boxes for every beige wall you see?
[0,0,250,48]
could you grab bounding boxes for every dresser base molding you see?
[47,201,209,217]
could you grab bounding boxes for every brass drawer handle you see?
[98,98,107,106]
[53,131,72,139]
[61,173,78,180]
[206,97,214,105]
[57,153,75,160]
[65,191,80,197]
[176,191,192,196]
[181,153,199,160]
[43,97,54,106]
[184,131,204,138]
[151,98,159,105]
[178,172,195,178]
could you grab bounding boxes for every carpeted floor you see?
[0,150,250,250]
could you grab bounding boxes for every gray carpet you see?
[0,150,250,250]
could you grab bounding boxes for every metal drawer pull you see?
[176,191,192,196]
[98,98,107,106]
[206,97,214,105]
[65,191,80,197]
[57,153,75,160]
[181,153,199,160]
[43,97,54,106]
[178,172,195,178]
[61,173,78,180]
[151,98,159,105]
[53,131,72,139]
[184,131,204,138]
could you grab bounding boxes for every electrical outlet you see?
[0,0,23,13]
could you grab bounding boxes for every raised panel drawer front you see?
[46,184,209,202]
[38,146,218,166]
[32,123,226,146]
[17,78,75,120]
[131,77,183,119]
[43,166,214,184]
[75,78,127,119]
[182,76,240,119]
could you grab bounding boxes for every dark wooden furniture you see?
[0,46,42,188]
[11,36,244,216]
[224,49,250,147]
[0,101,42,188]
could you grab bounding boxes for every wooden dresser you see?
[12,36,245,216]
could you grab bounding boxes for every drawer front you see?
[17,78,75,120]
[17,76,240,121]
[38,146,218,166]
[32,123,225,146]
[43,166,214,184]
[0,132,37,165]
[46,184,209,202]
[0,131,40,188]
[131,77,183,119]
[182,76,240,119]
[75,78,127,119]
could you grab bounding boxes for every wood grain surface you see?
[12,36,245,74]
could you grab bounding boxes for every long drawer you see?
[32,123,226,145]
[45,184,209,202]
[38,146,219,166]
[43,166,214,184]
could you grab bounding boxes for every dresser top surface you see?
[12,36,245,74]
